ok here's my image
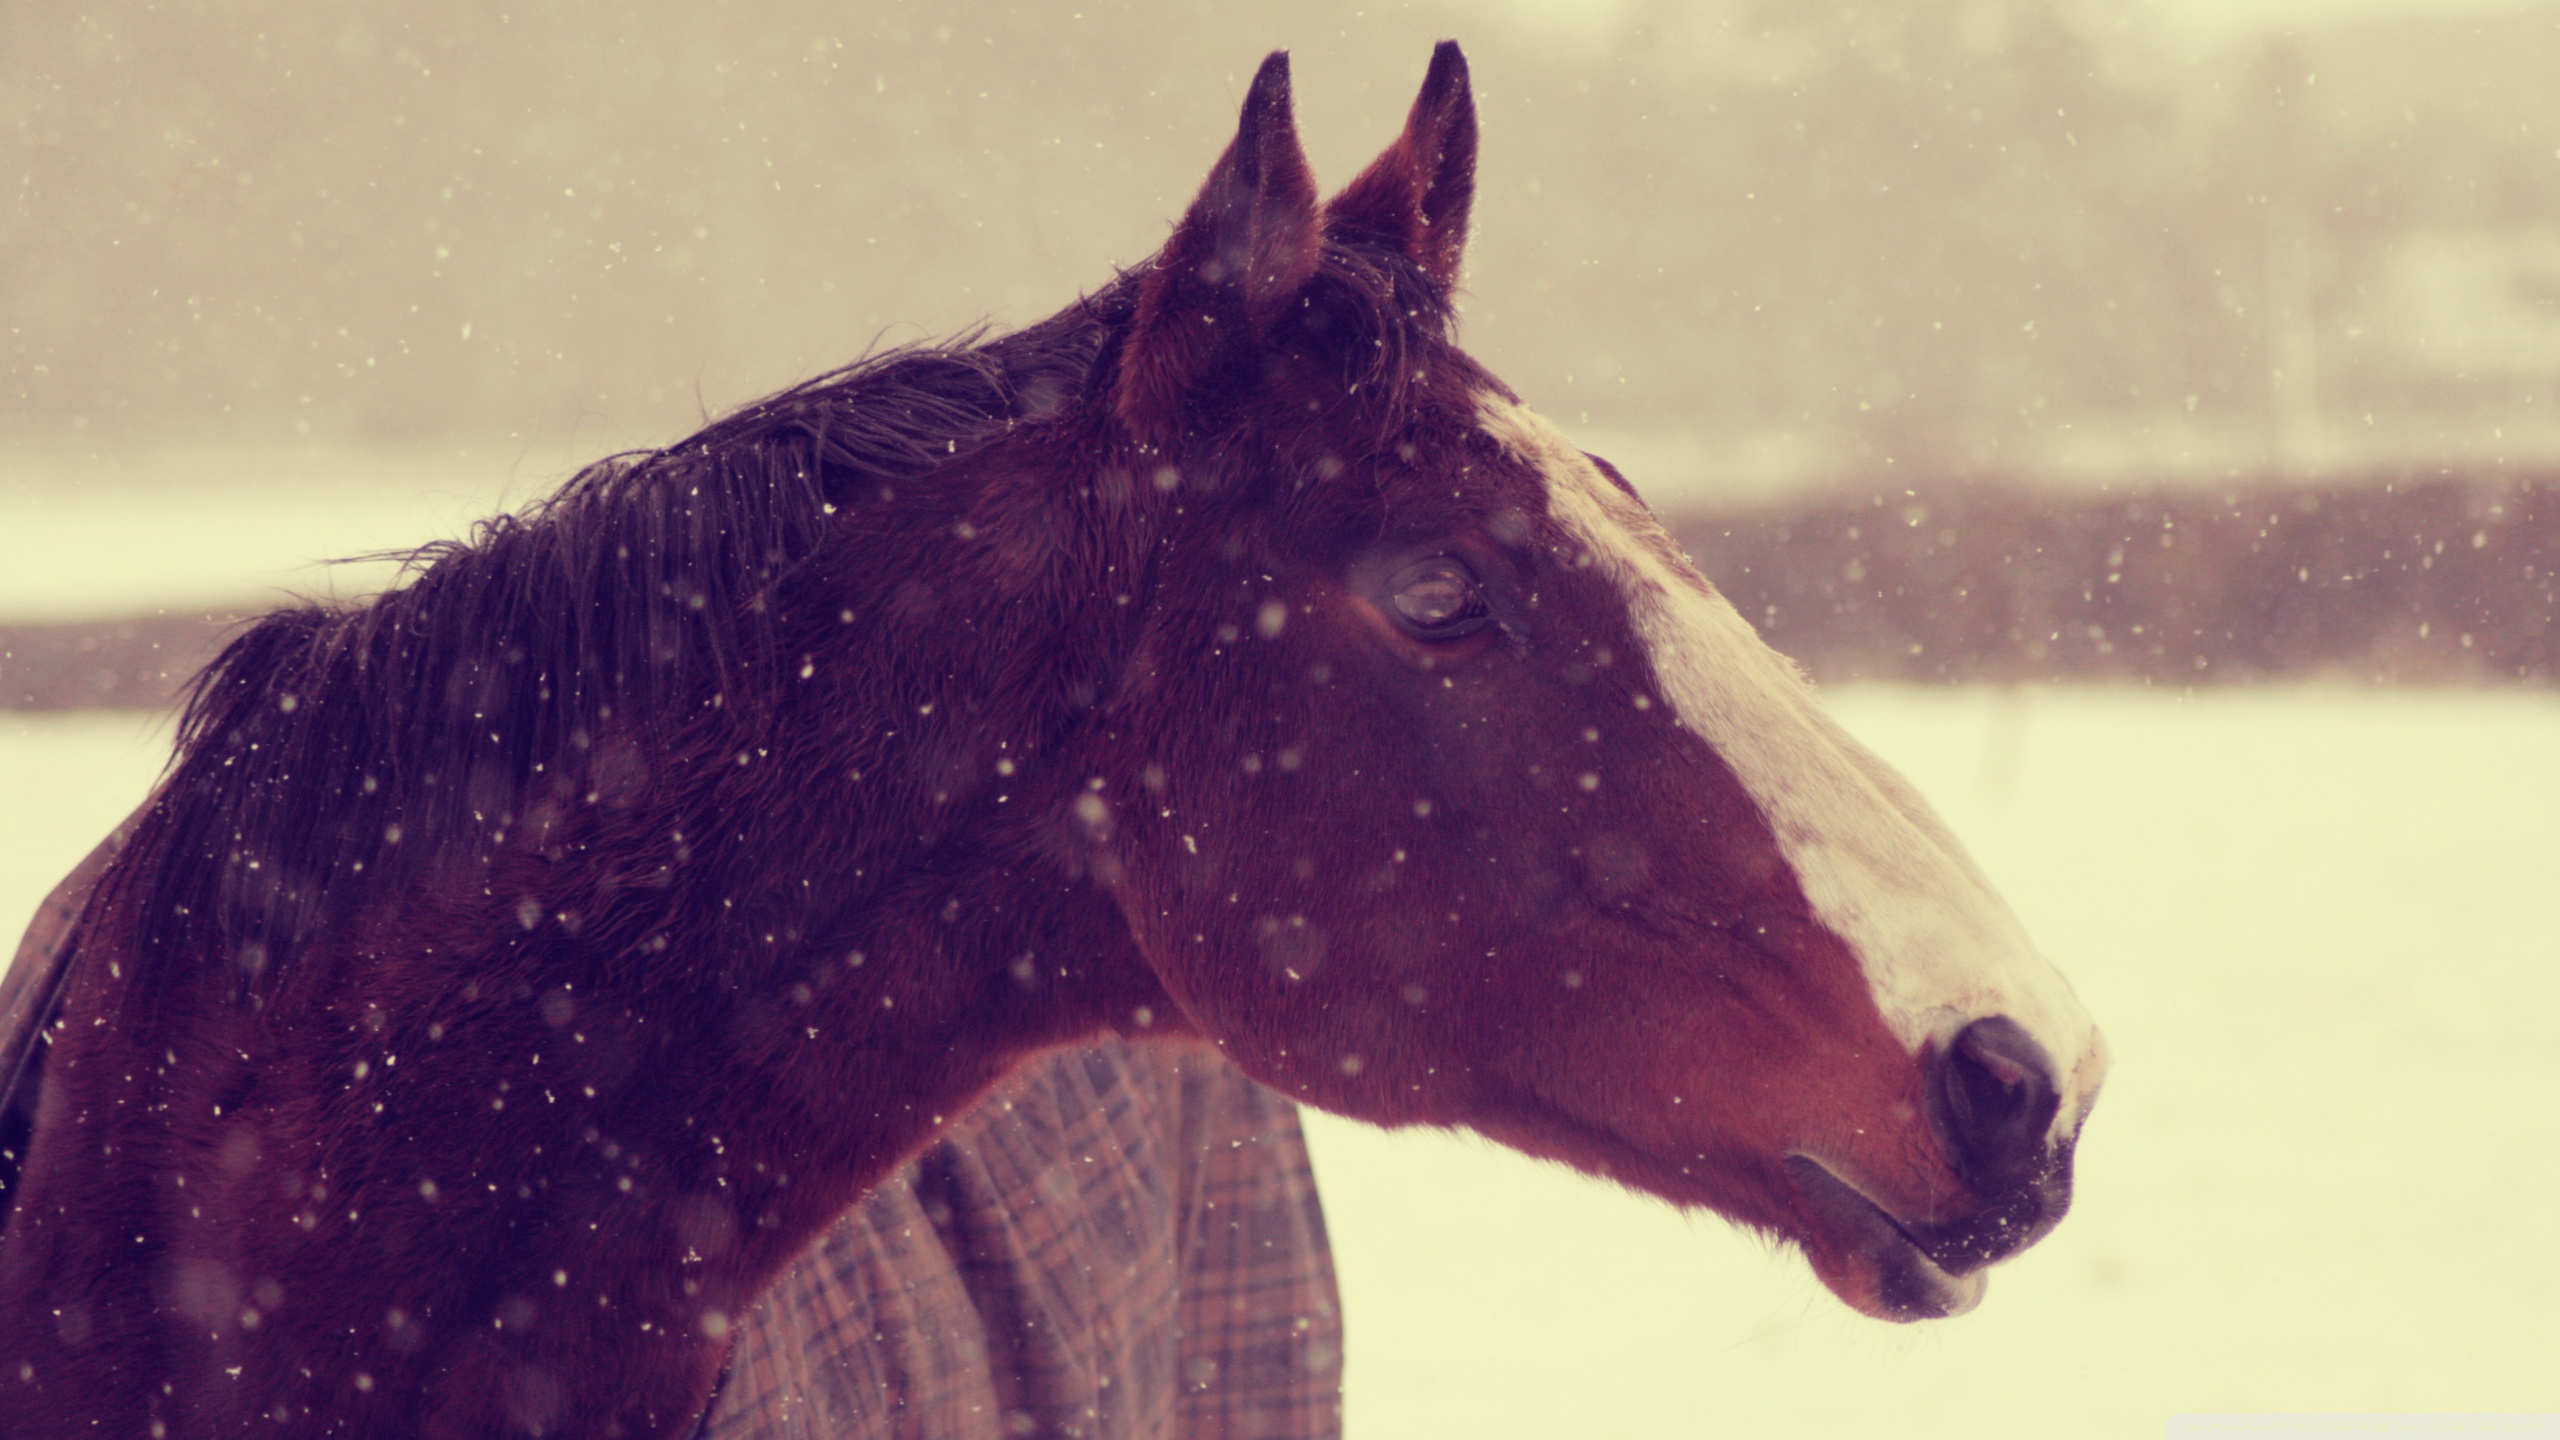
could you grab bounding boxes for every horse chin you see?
[1783,1155,1987,1322]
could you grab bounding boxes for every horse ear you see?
[1115,52,1321,439]
[1323,41,1476,289]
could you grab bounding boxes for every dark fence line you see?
[4,475,2551,710]
[0,613,240,713]
[1673,473,2555,687]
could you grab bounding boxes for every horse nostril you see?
[1932,1016,2062,1192]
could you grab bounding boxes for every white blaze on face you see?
[1477,395,2108,1139]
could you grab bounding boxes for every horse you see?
[0,44,2107,1438]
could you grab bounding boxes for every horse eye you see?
[1389,559,1487,636]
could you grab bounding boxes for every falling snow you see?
[9,686,2554,1433]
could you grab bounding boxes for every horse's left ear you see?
[1324,40,1476,288]
[1115,52,1321,440]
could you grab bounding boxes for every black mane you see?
[117,287,1134,1004]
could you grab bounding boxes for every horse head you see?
[1080,45,2107,1320]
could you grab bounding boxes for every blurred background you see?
[3,0,2555,1435]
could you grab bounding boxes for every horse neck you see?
[649,426,1179,1100]
[0,416,1200,1432]
[755,425,1169,857]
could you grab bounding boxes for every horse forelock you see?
[1474,392,2103,1140]
[1293,242,1458,406]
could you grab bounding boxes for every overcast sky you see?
[2138,0,2537,40]
[1500,0,2544,47]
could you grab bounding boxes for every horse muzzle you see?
[1786,1015,2090,1321]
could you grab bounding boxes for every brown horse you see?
[0,45,2106,1438]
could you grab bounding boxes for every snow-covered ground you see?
[8,687,2555,1436]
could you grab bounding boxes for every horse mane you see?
[109,238,1453,1009]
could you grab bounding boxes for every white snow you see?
[4,684,2554,1435]
[0,711,174,952]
